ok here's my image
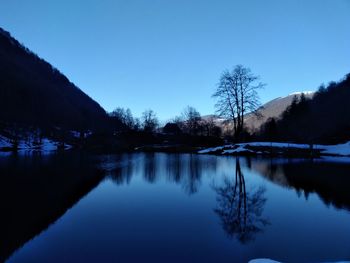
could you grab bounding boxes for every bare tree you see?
[111,107,125,120]
[182,106,201,135]
[111,107,135,130]
[133,117,141,131]
[213,65,264,139]
[201,116,221,137]
[124,108,134,128]
[142,109,159,133]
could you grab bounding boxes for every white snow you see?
[70,130,93,139]
[320,141,350,156]
[71,130,81,138]
[222,146,254,154]
[288,91,314,96]
[249,259,349,263]
[0,135,12,148]
[199,141,350,157]
[199,142,311,155]
[198,145,232,154]
[238,142,310,149]
[0,134,72,153]
[41,138,58,151]
[249,259,280,263]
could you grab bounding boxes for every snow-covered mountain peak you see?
[288,91,314,96]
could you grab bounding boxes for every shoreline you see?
[2,141,350,160]
[135,141,350,159]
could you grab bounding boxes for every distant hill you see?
[0,27,108,132]
[244,91,314,132]
[204,92,314,134]
[259,74,350,143]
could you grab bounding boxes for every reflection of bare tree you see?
[165,154,202,195]
[144,153,157,183]
[214,158,269,244]
[166,154,182,183]
[184,154,201,195]
[109,154,133,185]
[109,153,217,195]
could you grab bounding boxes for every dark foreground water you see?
[1,152,350,263]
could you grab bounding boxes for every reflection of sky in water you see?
[6,153,350,263]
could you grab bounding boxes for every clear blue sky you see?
[1,0,349,120]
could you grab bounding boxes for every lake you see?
[1,152,350,262]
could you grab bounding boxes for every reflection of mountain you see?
[7,152,350,263]
[213,158,269,243]
[250,158,350,211]
[0,153,105,262]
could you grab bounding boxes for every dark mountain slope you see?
[244,92,314,132]
[258,73,350,143]
[0,27,108,131]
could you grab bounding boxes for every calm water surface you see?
[2,152,350,262]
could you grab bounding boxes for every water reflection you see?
[96,153,350,212]
[250,158,350,211]
[2,153,350,262]
[165,153,182,183]
[183,154,202,194]
[144,152,157,183]
[0,153,105,262]
[109,154,134,185]
[108,153,217,195]
[213,158,269,243]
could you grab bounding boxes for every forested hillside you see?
[0,27,108,132]
[258,74,350,143]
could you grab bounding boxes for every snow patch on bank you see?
[0,134,72,153]
[248,259,280,263]
[199,141,350,157]
[198,145,232,154]
[0,135,12,148]
[238,142,310,149]
[223,145,254,154]
[248,259,349,263]
[321,141,350,156]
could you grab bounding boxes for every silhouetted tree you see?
[201,117,222,137]
[213,65,263,140]
[260,117,278,141]
[110,107,135,131]
[182,106,201,135]
[133,117,142,131]
[142,109,159,133]
[256,75,350,143]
